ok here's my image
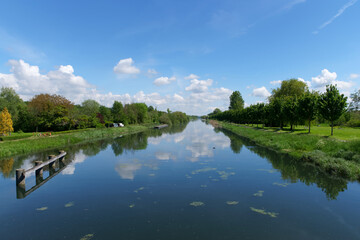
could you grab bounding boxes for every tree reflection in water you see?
[219,127,348,200]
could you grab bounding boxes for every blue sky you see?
[0,0,359,115]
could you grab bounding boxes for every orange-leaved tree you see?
[0,107,14,135]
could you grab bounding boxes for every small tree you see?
[298,92,318,133]
[0,107,14,135]
[318,85,347,136]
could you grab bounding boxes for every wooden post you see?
[35,161,43,178]
[16,169,25,186]
[59,150,65,163]
[16,185,26,199]
[48,155,56,169]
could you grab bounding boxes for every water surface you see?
[1,120,360,239]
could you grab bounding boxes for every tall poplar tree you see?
[229,91,244,110]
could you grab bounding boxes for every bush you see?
[333,149,355,161]
[353,155,360,163]
[346,119,360,127]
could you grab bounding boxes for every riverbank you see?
[0,125,154,158]
[211,120,360,181]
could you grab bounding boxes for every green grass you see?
[243,124,360,141]
[0,125,152,158]
[216,121,360,181]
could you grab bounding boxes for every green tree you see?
[81,99,100,116]
[0,87,25,129]
[269,98,285,129]
[112,101,127,123]
[229,91,244,110]
[318,85,347,136]
[270,79,308,101]
[283,97,298,131]
[99,106,112,122]
[28,94,74,131]
[298,91,318,133]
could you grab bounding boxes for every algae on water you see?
[273,182,289,187]
[253,190,264,197]
[80,233,94,240]
[191,167,217,175]
[217,170,235,180]
[65,202,75,208]
[250,207,278,218]
[36,207,48,211]
[189,201,205,207]
[257,169,276,173]
[134,187,145,193]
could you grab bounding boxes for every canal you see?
[0,120,359,239]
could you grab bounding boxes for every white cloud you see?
[153,76,176,86]
[185,74,200,80]
[282,0,307,11]
[185,79,213,93]
[62,150,87,175]
[311,69,337,88]
[155,152,176,161]
[147,68,158,77]
[252,86,271,98]
[314,0,358,34]
[115,162,142,180]
[270,80,282,85]
[173,93,184,102]
[0,59,92,102]
[311,69,354,91]
[0,59,235,116]
[350,73,359,79]
[113,58,140,75]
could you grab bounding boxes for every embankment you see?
[0,125,152,158]
[212,121,360,181]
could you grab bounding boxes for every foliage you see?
[229,91,244,110]
[210,84,356,136]
[0,107,14,135]
[318,85,347,135]
[111,101,127,123]
[270,78,308,101]
[298,91,318,133]
[283,97,298,130]
[0,87,25,128]
[81,99,100,116]
[28,94,74,131]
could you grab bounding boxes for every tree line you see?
[0,87,189,133]
[209,79,359,136]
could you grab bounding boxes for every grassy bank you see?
[213,121,360,181]
[0,125,152,158]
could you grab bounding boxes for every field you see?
[245,124,360,141]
